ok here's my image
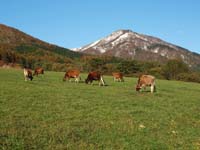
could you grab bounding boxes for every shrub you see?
[162,59,189,80]
[177,72,200,83]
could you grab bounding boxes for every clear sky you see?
[0,0,200,53]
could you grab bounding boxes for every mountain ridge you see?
[74,29,200,67]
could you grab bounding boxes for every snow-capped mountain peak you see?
[73,29,200,66]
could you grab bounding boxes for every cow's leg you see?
[99,79,102,86]
[77,76,81,83]
[79,76,81,82]
[140,85,146,91]
[75,76,79,83]
[65,76,69,82]
[150,85,154,93]
[100,76,105,86]
[24,76,27,81]
[143,85,146,91]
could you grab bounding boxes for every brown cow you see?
[33,67,44,76]
[112,72,124,82]
[24,67,33,81]
[63,69,81,83]
[136,75,156,93]
[85,71,106,86]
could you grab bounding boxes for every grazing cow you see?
[112,72,124,82]
[136,75,156,93]
[33,67,44,76]
[24,67,33,81]
[63,69,81,83]
[85,71,106,86]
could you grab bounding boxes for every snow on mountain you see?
[74,29,200,66]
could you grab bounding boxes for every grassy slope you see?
[0,69,200,150]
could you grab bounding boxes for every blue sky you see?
[0,0,200,53]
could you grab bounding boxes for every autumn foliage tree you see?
[162,59,189,80]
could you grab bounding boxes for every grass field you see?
[0,68,200,150]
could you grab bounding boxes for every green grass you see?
[0,68,200,150]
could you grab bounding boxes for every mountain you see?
[0,24,82,59]
[75,30,200,67]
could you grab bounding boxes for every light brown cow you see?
[33,67,44,76]
[85,71,106,86]
[24,67,33,81]
[136,75,156,93]
[63,69,81,83]
[112,72,124,82]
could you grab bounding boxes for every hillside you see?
[0,24,82,58]
[75,30,200,67]
[0,24,82,69]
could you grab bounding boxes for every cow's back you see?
[112,72,123,78]
[34,67,44,75]
[139,75,155,85]
[89,71,101,80]
[85,71,106,85]
[67,70,80,77]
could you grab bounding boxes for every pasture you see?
[0,68,200,150]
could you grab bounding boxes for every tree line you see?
[1,49,200,83]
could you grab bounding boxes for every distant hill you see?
[0,24,83,70]
[75,30,200,67]
[0,24,82,58]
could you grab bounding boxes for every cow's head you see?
[30,76,33,81]
[63,74,69,81]
[27,74,33,81]
[135,84,141,91]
